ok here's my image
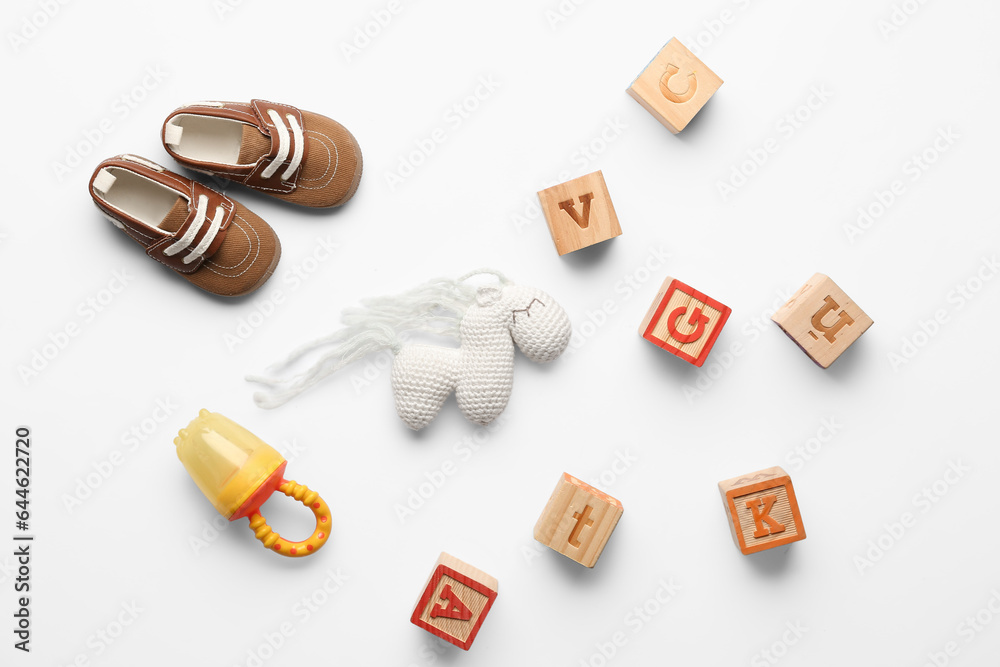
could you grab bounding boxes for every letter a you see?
[430,584,472,621]
[745,494,785,538]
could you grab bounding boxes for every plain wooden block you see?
[537,170,622,256]
[410,552,498,650]
[534,472,623,568]
[771,273,874,368]
[627,38,723,133]
[718,466,806,555]
[639,276,731,367]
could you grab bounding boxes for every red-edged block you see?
[640,277,731,367]
[410,553,498,650]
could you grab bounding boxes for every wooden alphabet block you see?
[627,38,723,133]
[537,170,622,256]
[639,276,731,367]
[718,466,806,555]
[534,472,623,568]
[410,552,498,650]
[771,273,873,368]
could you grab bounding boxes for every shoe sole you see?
[325,127,364,208]
[225,234,282,298]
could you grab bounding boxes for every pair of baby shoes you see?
[88,100,362,297]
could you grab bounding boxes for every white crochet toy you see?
[248,270,573,430]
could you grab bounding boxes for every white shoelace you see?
[260,109,304,181]
[163,195,225,265]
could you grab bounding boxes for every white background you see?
[3,0,1000,665]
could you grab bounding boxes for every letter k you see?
[746,494,785,538]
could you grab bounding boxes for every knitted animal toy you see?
[248,270,573,430]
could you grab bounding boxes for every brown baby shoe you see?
[88,154,281,297]
[161,100,362,208]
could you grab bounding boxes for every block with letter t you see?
[718,466,806,555]
[534,472,624,567]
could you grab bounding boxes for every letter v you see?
[558,193,595,229]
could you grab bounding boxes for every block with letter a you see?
[410,552,498,650]
[639,276,731,367]
[534,472,624,567]
[718,466,806,555]
[627,38,723,133]
[537,170,622,256]
[771,273,873,368]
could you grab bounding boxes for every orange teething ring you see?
[247,479,330,558]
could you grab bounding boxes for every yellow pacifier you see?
[174,409,330,558]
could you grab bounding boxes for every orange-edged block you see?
[627,38,723,133]
[772,273,873,369]
[639,276,731,367]
[534,473,623,568]
[537,170,622,256]
[411,552,498,650]
[718,466,806,555]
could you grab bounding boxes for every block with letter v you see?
[538,170,622,256]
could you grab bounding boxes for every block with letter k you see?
[718,466,806,555]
